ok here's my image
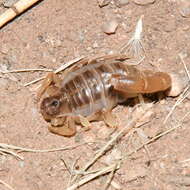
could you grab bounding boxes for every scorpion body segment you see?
[39,55,171,137]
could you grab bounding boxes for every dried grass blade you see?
[66,163,120,190]
[0,148,24,160]
[0,142,92,153]
[0,179,15,190]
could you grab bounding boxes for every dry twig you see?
[0,179,15,190]
[126,110,190,158]
[0,147,24,160]
[163,85,190,124]
[0,68,52,74]
[69,106,150,187]
[66,163,120,190]
[0,0,42,28]
[179,54,190,81]
[24,56,84,86]
[0,142,93,160]
[103,163,118,190]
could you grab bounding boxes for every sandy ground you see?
[0,0,190,189]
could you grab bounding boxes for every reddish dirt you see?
[0,0,190,189]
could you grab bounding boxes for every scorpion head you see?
[40,95,62,121]
[40,93,72,127]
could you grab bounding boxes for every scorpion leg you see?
[111,72,171,95]
[48,117,76,137]
[78,115,91,131]
[38,72,62,99]
[101,109,117,128]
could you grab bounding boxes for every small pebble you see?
[103,149,122,165]
[92,41,99,48]
[114,0,129,7]
[102,19,119,34]
[166,73,187,97]
[96,126,112,140]
[97,0,111,7]
[132,0,156,5]
[179,0,190,17]
[3,0,17,8]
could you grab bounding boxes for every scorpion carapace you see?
[39,54,171,137]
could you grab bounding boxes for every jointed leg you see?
[37,72,62,99]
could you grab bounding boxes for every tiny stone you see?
[179,0,190,17]
[0,44,9,54]
[166,73,187,97]
[97,0,111,7]
[132,0,156,5]
[114,0,129,7]
[3,0,17,8]
[92,41,99,48]
[103,149,122,165]
[102,19,119,34]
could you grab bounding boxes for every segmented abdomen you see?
[61,60,128,117]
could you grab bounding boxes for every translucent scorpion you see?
[38,54,171,137]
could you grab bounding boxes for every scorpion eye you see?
[41,96,62,117]
[50,99,60,108]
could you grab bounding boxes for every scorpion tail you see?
[111,72,171,96]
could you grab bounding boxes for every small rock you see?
[166,73,187,97]
[163,19,176,32]
[97,0,111,7]
[0,44,9,54]
[102,19,119,34]
[103,149,122,165]
[92,41,99,48]
[179,0,190,17]
[132,0,156,5]
[95,125,112,140]
[3,0,17,8]
[0,78,9,89]
[114,0,129,7]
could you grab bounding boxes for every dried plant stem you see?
[0,142,93,161]
[103,164,118,190]
[66,163,120,190]
[0,0,42,28]
[163,85,190,124]
[54,56,84,74]
[24,76,45,86]
[0,179,15,190]
[83,112,141,172]
[179,54,190,81]
[0,142,91,153]
[24,56,84,86]
[71,106,149,185]
[126,110,190,158]
[0,147,24,160]
[0,68,53,74]
[120,15,145,59]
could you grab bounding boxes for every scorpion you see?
[38,54,171,137]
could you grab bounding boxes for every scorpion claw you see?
[48,117,76,137]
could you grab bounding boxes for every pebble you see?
[2,0,17,8]
[97,0,111,7]
[102,19,119,34]
[132,0,156,5]
[179,0,190,17]
[92,41,99,48]
[103,149,122,165]
[166,73,187,97]
[114,0,129,7]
